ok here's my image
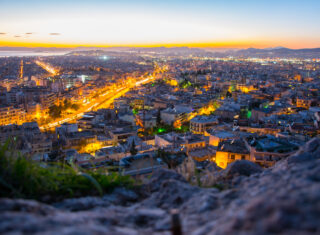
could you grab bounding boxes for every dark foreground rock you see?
[222,159,263,178]
[1,138,320,235]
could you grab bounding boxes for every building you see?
[95,146,128,161]
[0,122,52,155]
[0,105,25,126]
[40,92,56,110]
[160,108,188,125]
[187,147,216,162]
[248,136,299,167]
[120,153,166,176]
[206,130,236,147]
[296,97,313,109]
[109,128,137,144]
[155,132,206,152]
[251,108,275,122]
[215,139,250,169]
[190,115,218,134]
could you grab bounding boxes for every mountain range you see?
[1,46,320,58]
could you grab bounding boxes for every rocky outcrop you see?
[222,159,263,178]
[1,138,320,235]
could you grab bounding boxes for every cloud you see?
[25,32,34,35]
[0,32,6,35]
[50,33,61,36]
[14,35,21,38]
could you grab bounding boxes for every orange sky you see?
[0,39,317,49]
[1,0,319,50]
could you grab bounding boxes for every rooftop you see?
[217,139,250,154]
[191,115,218,124]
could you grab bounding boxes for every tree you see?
[71,103,80,111]
[130,140,138,156]
[49,105,62,118]
[157,149,183,169]
[63,99,71,110]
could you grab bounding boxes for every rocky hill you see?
[1,138,320,235]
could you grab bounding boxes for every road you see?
[39,74,157,131]
[35,60,59,75]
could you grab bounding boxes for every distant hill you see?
[1,46,320,58]
[231,47,320,58]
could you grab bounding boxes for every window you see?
[241,155,246,160]
[230,154,235,160]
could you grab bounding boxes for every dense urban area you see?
[0,48,319,176]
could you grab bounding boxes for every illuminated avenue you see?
[39,73,159,131]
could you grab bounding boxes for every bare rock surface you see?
[1,138,320,235]
[222,159,263,178]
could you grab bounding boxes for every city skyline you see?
[0,0,320,49]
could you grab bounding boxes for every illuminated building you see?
[296,97,313,109]
[215,139,250,169]
[206,130,236,147]
[0,105,25,126]
[236,84,256,93]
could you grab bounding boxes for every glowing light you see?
[39,65,164,131]
[173,119,182,129]
[35,60,59,75]
[157,128,166,133]
[81,75,87,83]
[167,79,178,86]
[247,110,252,119]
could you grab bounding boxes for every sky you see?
[0,0,319,49]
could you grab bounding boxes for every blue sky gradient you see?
[0,0,319,48]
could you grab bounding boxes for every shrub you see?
[0,141,133,201]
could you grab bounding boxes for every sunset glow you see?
[0,0,319,49]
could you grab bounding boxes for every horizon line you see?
[0,45,320,50]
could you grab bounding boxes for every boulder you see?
[222,160,263,178]
[54,197,110,211]
[0,198,56,215]
[142,168,187,193]
[288,138,320,164]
